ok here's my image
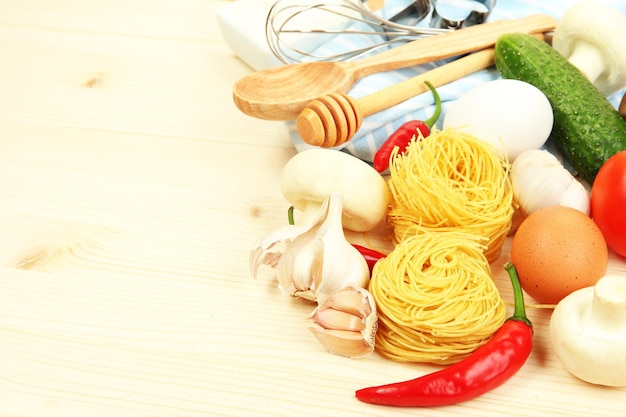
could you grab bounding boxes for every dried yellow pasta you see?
[369,231,506,364]
[387,128,514,262]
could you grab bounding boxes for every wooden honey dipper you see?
[296,48,496,147]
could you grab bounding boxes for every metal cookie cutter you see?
[386,0,432,24]
[387,0,496,29]
[430,0,497,29]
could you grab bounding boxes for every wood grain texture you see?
[0,1,624,416]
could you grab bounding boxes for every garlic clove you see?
[319,286,373,318]
[312,193,370,301]
[511,149,590,216]
[277,232,325,301]
[250,192,370,302]
[309,286,378,358]
[250,223,314,279]
[270,192,369,302]
[560,178,590,215]
[249,191,334,279]
[312,308,366,332]
[309,327,374,358]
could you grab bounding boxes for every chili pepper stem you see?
[372,82,442,173]
[423,81,442,129]
[504,262,533,328]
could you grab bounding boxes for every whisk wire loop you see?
[266,0,449,64]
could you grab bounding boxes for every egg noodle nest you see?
[369,231,507,364]
[371,128,514,363]
[387,127,514,262]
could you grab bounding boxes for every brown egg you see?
[511,205,608,304]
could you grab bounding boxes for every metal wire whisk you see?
[266,0,449,64]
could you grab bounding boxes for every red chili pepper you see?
[352,244,386,274]
[373,81,442,173]
[355,262,533,407]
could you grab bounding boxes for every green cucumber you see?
[494,33,626,183]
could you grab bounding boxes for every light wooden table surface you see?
[0,1,624,416]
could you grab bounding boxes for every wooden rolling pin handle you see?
[358,33,545,118]
[358,48,496,117]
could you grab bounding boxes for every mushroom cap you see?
[549,276,626,387]
[553,2,626,95]
[280,149,389,232]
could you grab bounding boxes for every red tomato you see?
[591,150,626,257]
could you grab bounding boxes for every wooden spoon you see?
[232,14,557,121]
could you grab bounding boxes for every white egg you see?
[443,79,553,161]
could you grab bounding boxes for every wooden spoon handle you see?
[345,14,557,79]
[358,48,496,118]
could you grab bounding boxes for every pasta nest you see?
[387,128,514,262]
[369,231,507,364]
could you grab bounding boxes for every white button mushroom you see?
[552,2,626,95]
[549,274,626,387]
[280,148,390,232]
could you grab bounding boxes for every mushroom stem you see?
[567,40,606,85]
[300,200,325,226]
[552,2,626,95]
[586,275,626,333]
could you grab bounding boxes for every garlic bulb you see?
[309,286,378,357]
[250,192,370,302]
[511,149,590,216]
